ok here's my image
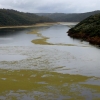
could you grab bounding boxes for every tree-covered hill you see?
[0,9,54,26]
[35,10,100,22]
[67,13,100,45]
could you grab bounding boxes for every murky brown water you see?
[0,23,100,100]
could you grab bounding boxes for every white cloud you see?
[0,0,100,13]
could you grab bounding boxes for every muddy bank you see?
[67,31,100,46]
[0,69,100,100]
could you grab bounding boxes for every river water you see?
[0,23,100,100]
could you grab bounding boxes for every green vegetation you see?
[68,13,100,45]
[35,10,100,22]
[0,9,54,26]
[0,69,100,100]
[0,9,99,27]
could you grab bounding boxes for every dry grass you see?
[0,23,58,29]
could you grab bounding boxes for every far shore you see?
[0,22,58,29]
[0,22,79,29]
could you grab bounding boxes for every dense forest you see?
[36,10,100,22]
[68,13,100,45]
[0,9,54,26]
[0,9,100,27]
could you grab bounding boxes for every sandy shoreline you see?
[0,22,79,29]
[0,22,58,29]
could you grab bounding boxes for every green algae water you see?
[0,23,100,100]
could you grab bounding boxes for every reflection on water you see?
[0,23,100,99]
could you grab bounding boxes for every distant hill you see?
[67,13,100,45]
[0,9,54,26]
[35,10,100,22]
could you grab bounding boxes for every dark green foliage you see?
[0,9,54,26]
[70,13,100,37]
[68,13,100,45]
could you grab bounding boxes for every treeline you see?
[68,13,100,45]
[0,9,54,26]
[36,10,100,22]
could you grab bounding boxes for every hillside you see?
[35,10,100,22]
[0,9,54,26]
[67,13,100,45]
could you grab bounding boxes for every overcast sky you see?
[0,0,99,13]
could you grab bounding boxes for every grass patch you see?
[31,37,53,45]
